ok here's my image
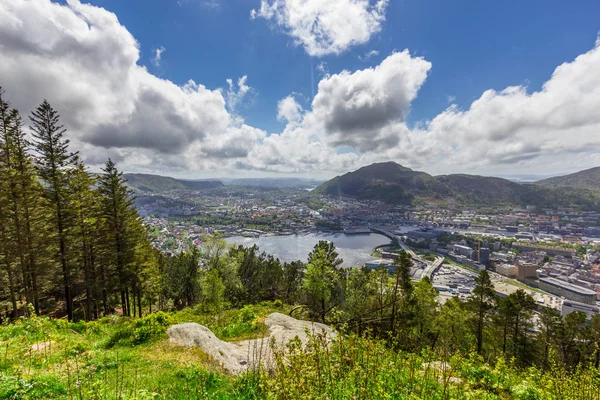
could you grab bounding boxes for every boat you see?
[344,226,371,234]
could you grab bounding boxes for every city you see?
[136,178,600,325]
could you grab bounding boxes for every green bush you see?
[104,311,174,348]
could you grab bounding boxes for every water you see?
[225,233,391,267]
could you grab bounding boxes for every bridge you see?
[371,227,444,279]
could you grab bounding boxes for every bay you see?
[225,233,391,268]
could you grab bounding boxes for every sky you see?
[1,0,600,180]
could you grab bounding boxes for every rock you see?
[167,313,335,375]
[30,341,55,353]
[422,361,463,384]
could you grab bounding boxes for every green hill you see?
[123,173,223,193]
[535,166,600,191]
[314,162,600,209]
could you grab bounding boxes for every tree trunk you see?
[137,289,142,318]
[502,320,508,355]
[57,206,73,321]
[3,259,18,319]
[476,306,484,354]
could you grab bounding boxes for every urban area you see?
[138,183,600,326]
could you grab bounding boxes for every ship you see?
[343,226,371,234]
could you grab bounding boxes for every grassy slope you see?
[1,303,598,399]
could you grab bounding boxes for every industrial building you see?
[538,277,597,305]
[518,263,538,280]
[561,300,600,318]
[478,248,490,266]
[406,229,444,239]
[496,264,518,278]
[453,244,473,257]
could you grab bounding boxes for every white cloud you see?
[151,46,165,66]
[446,95,456,103]
[310,50,431,152]
[358,49,379,61]
[316,62,329,77]
[2,0,600,178]
[251,0,389,57]
[277,95,303,123]
[0,0,262,173]
[225,75,252,113]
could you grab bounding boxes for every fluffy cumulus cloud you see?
[276,95,303,123]
[310,50,431,152]
[2,0,600,178]
[251,0,388,57]
[405,36,600,174]
[251,38,600,176]
[0,0,264,173]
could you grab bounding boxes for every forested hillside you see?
[535,166,600,191]
[123,173,223,193]
[315,162,600,209]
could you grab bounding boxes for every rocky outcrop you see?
[167,312,334,375]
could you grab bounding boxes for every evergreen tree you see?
[538,307,561,369]
[30,100,76,320]
[97,159,140,317]
[1,90,48,316]
[468,270,496,354]
[302,240,343,323]
[505,289,536,366]
[69,158,101,320]
[390,251,414,341]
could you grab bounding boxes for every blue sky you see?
[90,0,600,134]
[2,0,600,178]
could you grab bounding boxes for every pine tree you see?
[97,159,140,317]
[468,270,496,354]
[0,88,18,318]
[30,100,77,320]
[302,240,343,323]
[390,251,414,340]
[70,157,101,320]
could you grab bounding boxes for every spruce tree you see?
[70,157,101,320]
[30,100,76,320]
[468,269,496,354]
[0,88,19,317]
[97,159,140,317]
[302,240,342,323]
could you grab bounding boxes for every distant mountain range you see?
[123,174,223,193]
[123,174,323,192]
[534,167,600,191]
[314,162,600,209]
[221,177,324,189]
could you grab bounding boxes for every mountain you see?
[123,173,223,193]
[224,177,324,189]
[314,162,600,209]
[535,167,600,191]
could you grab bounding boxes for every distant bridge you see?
[371,226,443,279]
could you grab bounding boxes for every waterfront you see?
[226,233,391,267]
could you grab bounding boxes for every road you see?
[372,226,443,279]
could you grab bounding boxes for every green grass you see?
[1,303,599,399]
[0,303,282,400]
[501,279,546,294]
